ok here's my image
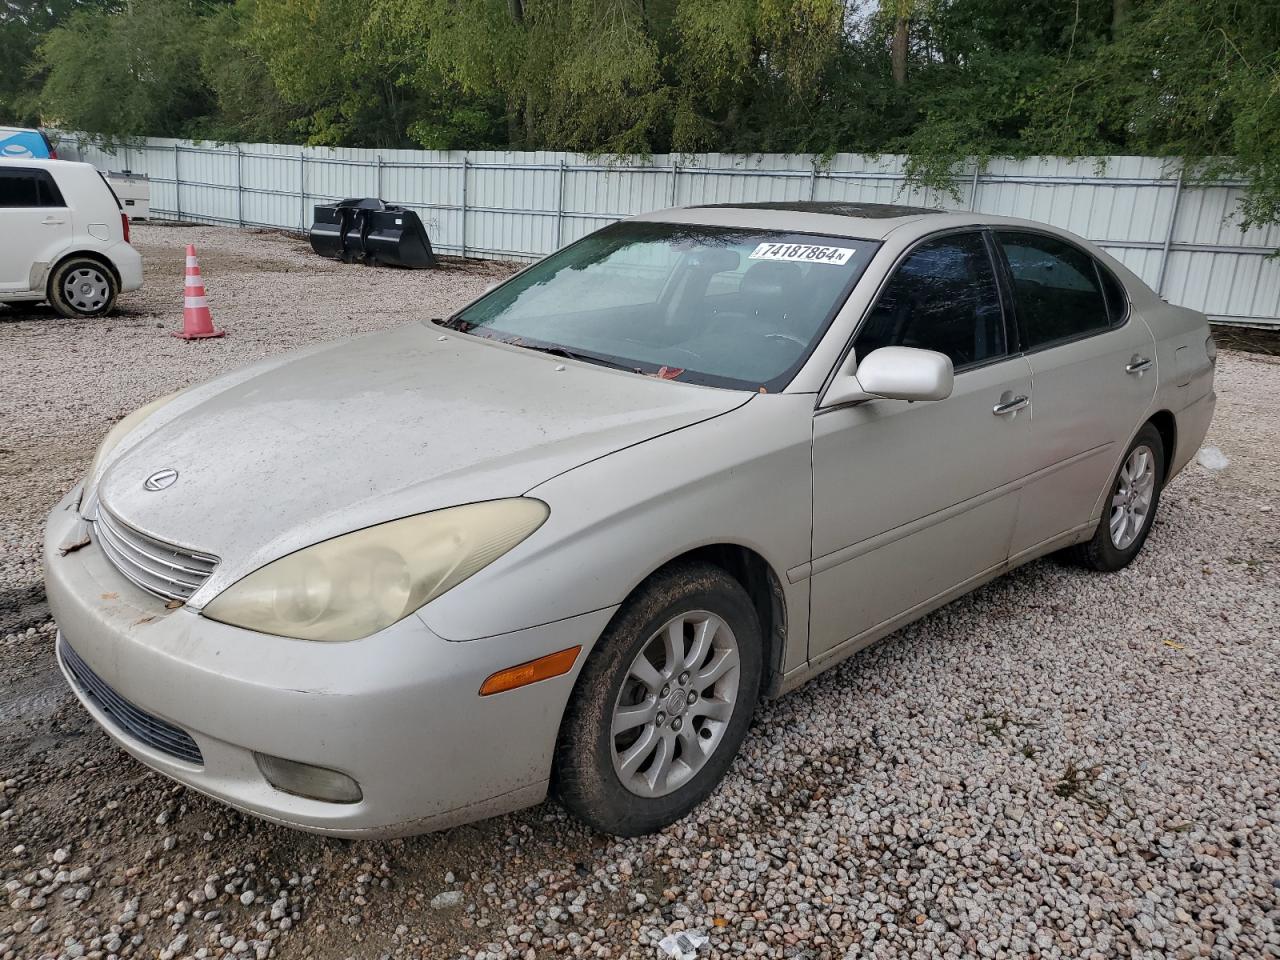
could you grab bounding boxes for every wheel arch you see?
[608,543,788,700]
[1146,409,1177,484]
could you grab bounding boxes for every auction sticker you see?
[748,242,855,265]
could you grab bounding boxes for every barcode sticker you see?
[749,242,854,265]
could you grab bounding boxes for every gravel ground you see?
[1,224,1278,960]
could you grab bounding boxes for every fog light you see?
[254,753,363,804]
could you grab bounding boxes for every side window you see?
[855,232,1006,369]
[0,169,40,207]
[0,169,64,207]
[1098,263,1128,324]
[37,171,65,207]
[998,232,1113,348]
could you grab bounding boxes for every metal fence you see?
[58,135,1280,328]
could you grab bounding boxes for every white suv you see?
[1,159,142,317]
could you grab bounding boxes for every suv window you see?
[998,231,1113,348]
[855,231,1006,369]
[0,167,65,207]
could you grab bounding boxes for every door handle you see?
[1126,356,1153,375]
[42,217,66,225]
[993,395,1029,416]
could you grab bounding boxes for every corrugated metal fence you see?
[59,136,1280,328]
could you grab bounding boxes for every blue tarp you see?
[0,129,53,159]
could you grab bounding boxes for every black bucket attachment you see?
[309,198,437,269]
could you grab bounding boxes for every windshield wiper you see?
[509,342,643,373]
[431,320,644,373]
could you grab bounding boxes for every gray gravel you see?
[2,224,1278,960]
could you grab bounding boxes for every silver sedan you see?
[44,202,1216,837]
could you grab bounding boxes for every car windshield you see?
[444,221,879,391]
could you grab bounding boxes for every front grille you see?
[59,636,203,765]
[91,505,218,602]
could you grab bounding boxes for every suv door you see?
[808,231,1035,661]
[0,166,70,293]
[994,231,1157,559]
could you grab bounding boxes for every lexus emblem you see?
[144,469,179,491]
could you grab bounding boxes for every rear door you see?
[995,231,1157,558]
[0,166,71,293]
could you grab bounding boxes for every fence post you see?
[669,161,679,206]
[299,151,306,231]
[968,162,982,211]
[555,158,566,248]
[1155,167,1185,297]
[235,145,243,228]
[460,155,469,258]
[809,159,818,201]
[174,143,181,222]
[376,155,383,200]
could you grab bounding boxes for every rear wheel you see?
[49,258,118,317]
[1071,423,1165,572]
[555,562,762,836]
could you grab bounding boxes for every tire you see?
[49,258,118,318]
[1071,423,1165,572]
[555,561,763,836]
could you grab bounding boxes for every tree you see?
[36,0,218,138]
[0,0,118,125]
[11,0,1280,226]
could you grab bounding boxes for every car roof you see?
[635,201,1084,243]
[0,157,77,170]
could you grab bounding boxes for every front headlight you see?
[202,499,549,642]
[85,390,185,490]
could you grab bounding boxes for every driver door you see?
[808,230,1034,660]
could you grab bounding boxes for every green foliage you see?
[2,0,1278,224]
[36,0,217,139]
[0,0,120,125]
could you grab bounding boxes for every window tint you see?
[1098,264,1128,323]
[855,232,1006,369]
[0,170,39,206]
[998,232,1112,348]
[36,172,64,206]
[0,168,64,207]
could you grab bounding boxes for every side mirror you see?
[823,346,954,407]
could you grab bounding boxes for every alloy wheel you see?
[1110,444,1156,550]
[610,610,740,798]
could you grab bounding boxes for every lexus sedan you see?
[44,202,1216,837]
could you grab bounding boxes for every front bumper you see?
[44,488,615,837]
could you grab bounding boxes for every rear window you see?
[0,167,64,207]
[1098,263,1129,323]
[97,172,123,210]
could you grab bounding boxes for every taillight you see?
[48,147,58,160]
[121,212,130,243]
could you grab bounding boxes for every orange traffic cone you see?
[172,244,225,340]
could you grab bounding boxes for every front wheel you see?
[49,258,118,318]
[554,562,762,836]
[1071,423,1165,572]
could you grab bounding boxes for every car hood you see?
[96,323,749,594]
